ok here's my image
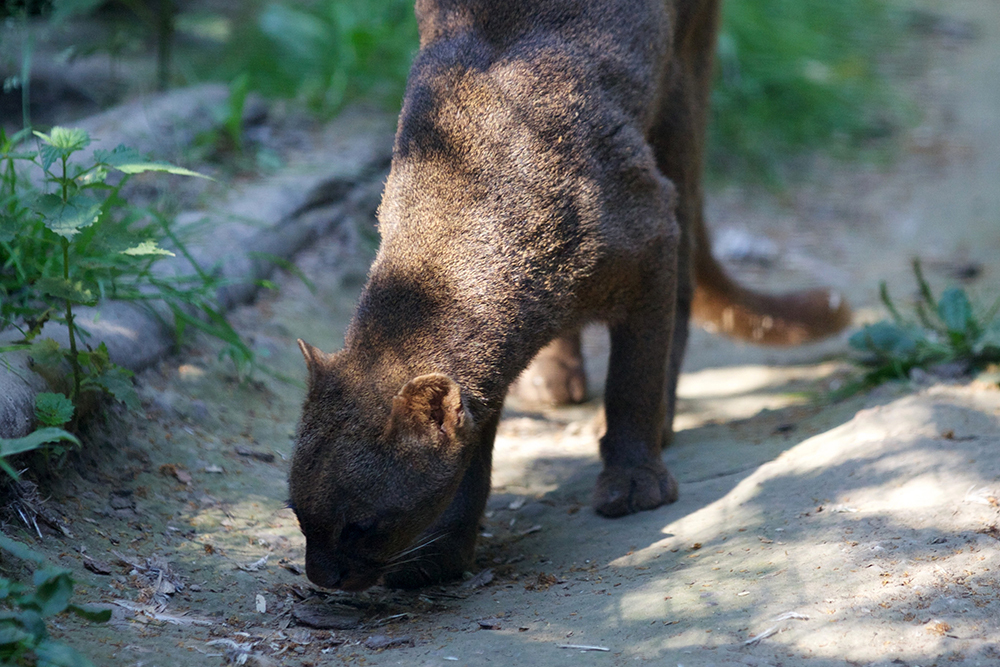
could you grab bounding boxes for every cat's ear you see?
[387,373,470,446]
[297,339,331,383]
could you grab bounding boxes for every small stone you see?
[83,556,113,575]
[108,490,135,510]
[188,399,211,423]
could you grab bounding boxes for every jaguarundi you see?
[289,0,850,591]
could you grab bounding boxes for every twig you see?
[745,611,809,646]
[112,599,214,626]
[373,613,409,626]
[558,644,610,652]
[744,626,779,646]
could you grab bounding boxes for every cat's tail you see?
[691,223,851,345]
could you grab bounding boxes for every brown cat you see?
[289,0,849,592]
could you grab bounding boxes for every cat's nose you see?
[304,549,343,589]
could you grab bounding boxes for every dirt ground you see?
[4,1,1000,665]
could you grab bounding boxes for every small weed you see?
[0,531,110,667]
[849,260,1000,388]
[191,72,251,163]
[0,428,79,479]
[0,126,255,475]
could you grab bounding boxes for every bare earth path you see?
[10,1,1000,665]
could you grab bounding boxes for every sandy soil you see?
[4,1,1000,666]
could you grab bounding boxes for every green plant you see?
[710,0,907,179]
[0,126,256,473]
[219,72,250,153]
[210,0,418,116]
[849,260,1000,387]
[0,428,79,479]
[190,72,285,173]
[32,392,74,428]
[207,0,904,174]
[0,531,110,667]
[1,127,205,400]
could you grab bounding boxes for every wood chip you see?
[112,600,214,626]
[558,644,610,652]
[159,464,191,485]
[235,446,275,462]
[291,602,362,630]
[280,560,305,576]
[525,572,561,591]
[82,556,113,575]
[926,621,952,636]
[745,611,809,645]
[463,568,494,589]
[363,635,413,650]
[236,555,269,572]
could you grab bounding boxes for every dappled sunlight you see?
[674,361,842,430]
[184,494,300,539]
[492,414,602,493]
[569,386,1000,662]
[677,362,842,399]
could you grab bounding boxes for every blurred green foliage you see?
[0,531,110,667]
[7,0,906,175]
[200,0,904,175]
[207,0,418,116]
[710,0,906,178]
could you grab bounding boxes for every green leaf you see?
[35,637,96,667]
[76,343,111,374]
[10,608,46,641]
[120,240,174,257]
[0,428,80,458]
[34,393,75,428]
[0,532,47,565]
[33,194,101,239]
[93,146,211,179]
[0,213,23,243]
[848,321,919,357]
[50,0,106,24]
[0,457,21,480]
[975,323,1000,355]
[937,288,975,333]
[36,278,96,306]
[0,623,34,651]
[35,128,90,152]
[29,339,65,373]
[0,577,25,600]
[8,609,46,646]
[32,569,74,617]
[65,604,111,624]
[84,365,140,411]
[33,128,91,171]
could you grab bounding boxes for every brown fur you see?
[289,0,849,591]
